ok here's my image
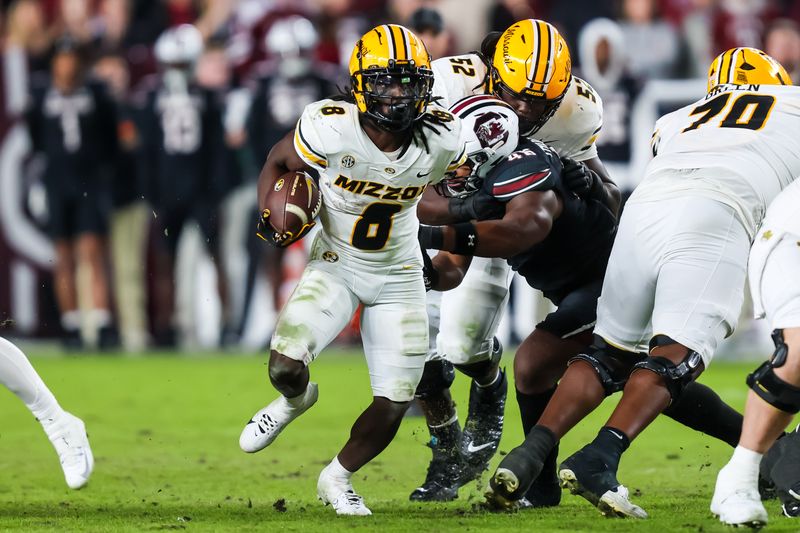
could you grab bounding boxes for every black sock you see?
[522,425,557,460]
[590,427,630,471]
[429,418,461,450]
[516,386,557,435]
[517,387,559,486]
[663,381,743,447]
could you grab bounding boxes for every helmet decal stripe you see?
[389,25,405,60]
[450,94,505,115]
[400,26,412,62]
[534,21,553,85]
[382,25,397,60]
[453,100,516,120]
[727,48,740,84]
[719,50,733,84]
[529,19,541,89]
[546,23,556,84]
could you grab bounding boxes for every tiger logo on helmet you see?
[490,19,571,135]
[707,47,792,92]
[348,25,434,131]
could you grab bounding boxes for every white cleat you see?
[45,412,94,489]
[597,484,648,519]
[317,466,372,516]
[711,463,768,527]
[239,382,318,453]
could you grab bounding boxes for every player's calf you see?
[268,350,310,398]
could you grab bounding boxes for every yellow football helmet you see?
[491,19,572,135]
[707,47,791,92]
[349,24,433,131]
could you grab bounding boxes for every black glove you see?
[421,247,439,292]
[448,190,505,221]
[560,157,606,201]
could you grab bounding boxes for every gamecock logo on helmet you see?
[474,111,510,150]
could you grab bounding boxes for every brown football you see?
[263,171,322,238]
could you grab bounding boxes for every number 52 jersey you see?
[293,99,465,265]
[637,84,800,236]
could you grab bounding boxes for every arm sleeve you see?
[293,107,328,171]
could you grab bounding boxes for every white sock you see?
[0,337,64,426]
[61,311,81,331]
[728,445,762,480]
[327,456,354,482]
[91,309,112,329]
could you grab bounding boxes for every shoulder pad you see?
[485,145,558,200]
[422,104,462,151]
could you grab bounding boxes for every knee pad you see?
[568,338,645,396]
[415,359,456,399]
[633,340,703,401]
[453,337,503,379]
[747,329,800,414]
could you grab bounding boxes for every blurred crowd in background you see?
[1,0,799,353]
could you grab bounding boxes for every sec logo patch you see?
[341,155,355,168]
[274,179,285,192]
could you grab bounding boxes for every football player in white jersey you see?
[490,47,800,519]
[712,178,800,527]
[410,19,621,505]
[236,24,465,515]
[0,334,93,488]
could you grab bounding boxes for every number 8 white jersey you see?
[634,84,800,236]
[294,99,465,265]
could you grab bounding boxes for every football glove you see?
[447,190,505,221]
[560,157,606,201]
[256,209,315,248]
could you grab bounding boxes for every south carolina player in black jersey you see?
[135,25,231,346]
[25,41,119,350]
[420,98,749,510]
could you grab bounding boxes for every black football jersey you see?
[482,138,618,300]
[134,78,224,208]
[246,66,340,158]
[26,78,118,183]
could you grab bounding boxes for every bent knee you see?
[268,351,306,385]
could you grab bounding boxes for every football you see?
[264,171,322,238]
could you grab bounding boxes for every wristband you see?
[452,222,478,255]
[418,225,445,250]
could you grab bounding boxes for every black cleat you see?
[62,328,84,352]
[410,442,470,502]
[98,325,120,351]
[486,445,543,510]
[461,342,507,478]
[559,446,647,518]
[765,426,800,517]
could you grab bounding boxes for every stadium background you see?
[0,0,797,354]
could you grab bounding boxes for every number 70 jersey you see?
[293,99,465,265]
[639,83,800,234]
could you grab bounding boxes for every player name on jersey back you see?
[634,83,800,235]
[293,99,464,265]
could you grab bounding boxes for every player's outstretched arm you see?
[257,129,312,211]
[429,251,472,291]
[420,190,559,259]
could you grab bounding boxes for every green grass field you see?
[0,348,795,532]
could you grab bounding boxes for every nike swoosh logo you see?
[466,441,493,453]
[416,170,432,178]
[608,430,625,440]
